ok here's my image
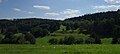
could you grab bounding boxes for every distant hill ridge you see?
[65,9,120,21]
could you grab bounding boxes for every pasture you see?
[0,34,119,54]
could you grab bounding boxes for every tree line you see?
[0,18,61,44]
[48,36,120,45]
[0,18,61,37]
[0,32,35,44]
[48,36,101,45]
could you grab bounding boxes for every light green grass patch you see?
[0,44,120,54]
[101,38,112,44]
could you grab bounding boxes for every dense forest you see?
[0,9,120,44]
[65,9,120,38]
[0,18,62,44]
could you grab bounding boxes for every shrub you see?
[25,32,36,44]
[0,34,5,43]
[17,35,26,44]
[63,36,75,45]
[59,38,64,44]
[75,38,84,44]
[31,27,49,38]
[112,38,120,44]
[117,38,120,44]
[1,32,36,44]
[85,38,95,44]
[89,33,102,44]
[1,32,14,44]
[48,38,58,44]
[49,36,102,45]
[12,33,26,44]
[94,38,102,44]
[112,38,118,44]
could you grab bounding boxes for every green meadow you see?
[0,33,120,54]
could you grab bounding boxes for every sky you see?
[0,0,120,20]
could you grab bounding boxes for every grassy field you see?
[0,44,120,54]
[0,34,120,54]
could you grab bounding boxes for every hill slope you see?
[63,10,120,38]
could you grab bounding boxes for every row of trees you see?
[48,36,120,45]
[0,32,36,44]
[0,18,61,44]
[0,18,61,38]
[48,36,101,45]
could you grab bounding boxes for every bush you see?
[1,33,36,44]
[112,38,118,44]
[112,38,120,44]
[48,36,102,45]
[89,33,102,44]
[31,27,49,38]
[1,32,14,44]
[59,36,83,45]
[25,32,36,44]
[75,38,84,44]
[63,36,75,45]
[117,38,120,44]
[12,33,26,44]
[59,38,64,44]
[0,34,5,43]
[85,38,95,44]
[73,28,80,34]
[17,35,26,44]
[94,38,102,44]
[48,38,58,44]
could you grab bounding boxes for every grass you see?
[51,33,90,38]
[0,44,120,54]
[0,34,120,54]
[101,38,112,44]
[36,35,64,45]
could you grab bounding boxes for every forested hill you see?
[0,18,62,37]
[0,10,120,44]
[65,9,120,21]
[63,9,120,38]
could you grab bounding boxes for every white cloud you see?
[62,9,80,15]
[44,9,81,19]
[45,13,60,16]
[0,0,2,3]
[93,5,120,10]
[13,8,21,12]
[28,12,34,14]
[33,5,50,10]
[13,8,34,14]
[0,0,4,3]
[104,0,120,3]
[44,9,81,18]
[61,9,80,18]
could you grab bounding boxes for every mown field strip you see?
[0,44,120,54]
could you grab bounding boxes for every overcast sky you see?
[0,0,120,20]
